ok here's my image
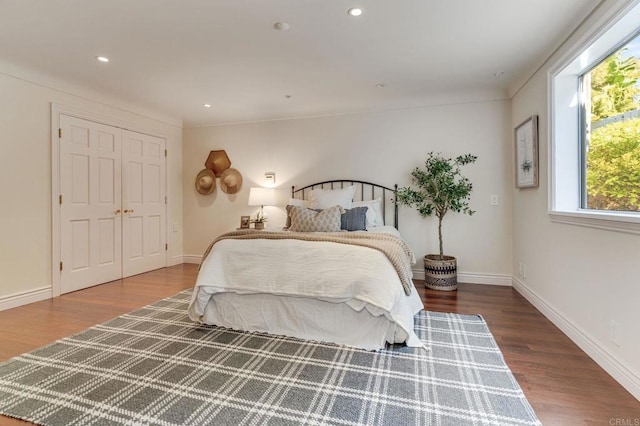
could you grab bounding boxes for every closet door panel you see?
[122,130,166,277]
[60,115,122,293]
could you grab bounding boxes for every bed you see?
[188,180,424,350]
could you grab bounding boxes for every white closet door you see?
[60,115,122,293]
[122,130,166,277]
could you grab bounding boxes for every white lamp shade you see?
[248,187,277,206]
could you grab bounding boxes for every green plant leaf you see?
[396,152,477,256]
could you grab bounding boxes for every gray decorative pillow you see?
[285,204,321,229]
[341,206,368,231]
[289,205,343,232]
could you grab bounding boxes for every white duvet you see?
[188,228,424,350]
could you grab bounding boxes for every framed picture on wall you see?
[514,115,539,188]
[240,215,250,229]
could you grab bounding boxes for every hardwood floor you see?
[0,264,638,425]
[420,284,640,425]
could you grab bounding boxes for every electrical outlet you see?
[610,320,620,346]
[490,194,499,206]
[173,223,178,232]
[517,262,527,279]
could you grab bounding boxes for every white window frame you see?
[548,0,640,235]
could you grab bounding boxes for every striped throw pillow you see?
[341,207,368,231]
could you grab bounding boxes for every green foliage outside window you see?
[590,52,640,121]
[587,119,640,211]
[586,43,640,212]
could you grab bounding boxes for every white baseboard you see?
[168,255,184,267]
[0,286,52,312]
[458,272,512,286]
[512,277,640,401]
[183,255,202,264]
[411,268,512,286]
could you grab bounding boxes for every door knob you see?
[124,209,135,213]
[114,209,121,214]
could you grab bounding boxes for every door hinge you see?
[59,194,62,205]
[165,196,168,204]
[58,128,62,138]
[59,261,63,271]
[165,243,168,251]
[164,149,167,157]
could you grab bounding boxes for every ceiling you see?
[0,0,601,127]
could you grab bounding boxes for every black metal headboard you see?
[291,180,399,229]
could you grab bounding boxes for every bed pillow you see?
[285,198,311,229]
[352,198,384,227]
[341,206,368,231]
[288,198,309,208]
[289,205,343,232]
[285,203,313,228]
[308,186,355,209]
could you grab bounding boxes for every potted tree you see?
[396,152,477,291]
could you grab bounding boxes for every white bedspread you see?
[189,235,423,350]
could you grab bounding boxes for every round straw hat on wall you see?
[195,169,216,195]
[219,168,243,194]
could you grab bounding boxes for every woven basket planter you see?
[424,255,458,291]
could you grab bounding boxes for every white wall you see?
[183,100,513,282]
[510,1,640,399]
[0,67,183,306]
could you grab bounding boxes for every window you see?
[580,34,640,212]
[549,1,640,233]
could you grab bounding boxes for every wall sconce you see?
[265,172,276,186]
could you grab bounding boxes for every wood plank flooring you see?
[0,264,638,425]
[421,284,640,425]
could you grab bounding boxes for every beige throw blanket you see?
[200,230,416,295]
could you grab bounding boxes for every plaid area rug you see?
[0,290,540,426]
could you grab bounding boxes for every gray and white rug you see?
[0,290,540,425]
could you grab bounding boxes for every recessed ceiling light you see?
[348,8,363,17]
[493,71,505,77]
[203,104,211,108]
[376,83,385,88]
[96,56,109,63]
[273,22,290,31]
[284,95,292,99]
